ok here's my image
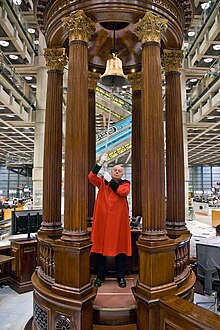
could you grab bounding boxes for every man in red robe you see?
[88,154,132,288]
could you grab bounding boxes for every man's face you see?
[111,165,124,181]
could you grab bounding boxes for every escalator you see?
[95,85,132,163]
[96,115,132,162]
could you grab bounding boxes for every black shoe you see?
[217,305,220,312]
[118,277,126,288]
[94,277,104,288]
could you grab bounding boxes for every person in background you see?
[205,224,220,247]
[205,224,220,311]
[88,153,132,288]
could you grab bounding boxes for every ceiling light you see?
[190,78,198,82]
[9,54,18,60]
[207,116,215,120]
[0,40,9,47]
[213,44,220,51]
[13,0,22,4]
[192,128,198,131]
[204,57,213,63]
[188,31,195,37]
[92,68,96,72]
[131,68,135,73]
[34,40,39,45]
[25,76,33,81]
[201,2,210,10]
[31,84,37,88]
[2,127,9,130]
[28,28,36,34]
[184,42,189,48]
[6,114,15,118]
[216,109,220,112]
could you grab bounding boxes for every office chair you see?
[196,243,220,312]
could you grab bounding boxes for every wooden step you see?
[92,274,137,326]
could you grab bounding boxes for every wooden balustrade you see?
[37,237,55,286]
[174,234,191,282]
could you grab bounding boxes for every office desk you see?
[212,209,220,227]
[0,254,14,284]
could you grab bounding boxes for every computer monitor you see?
[11,209,42,238]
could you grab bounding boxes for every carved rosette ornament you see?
[62,10,96,43]
[162,49,184,72]
[44,48,68,71]
[128,71,142,91]
[134,12,167,44]
[88,71,101,90]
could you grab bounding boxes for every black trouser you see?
[95,253,127,279]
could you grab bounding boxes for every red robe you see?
[88,166,132,256]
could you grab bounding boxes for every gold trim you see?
[88,71,101,90]
[44,47,68,71]
[128,71,142,91]
[62,10,96,43]
[162,49,184,72]
[134,12,168,44]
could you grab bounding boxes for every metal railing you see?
[0,51,36,108]
[185,0,218,55]
[187,55,220,109]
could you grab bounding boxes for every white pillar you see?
[32,32,47,208]
[180,69,190,218]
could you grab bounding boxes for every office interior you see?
[0,0,220,329]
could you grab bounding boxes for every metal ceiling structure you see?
[0,0,219,170]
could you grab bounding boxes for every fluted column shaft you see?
[129,73,142,218]
[88,72,100,222]
[40,48,67,236]
[163,49,187,233]
[134,11,167,239]
[64,40,88,234]
[141,41,166,233]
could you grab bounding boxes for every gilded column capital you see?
[44,48,68,71]
[88,71,101,90]
[134,12,167,44]
[128,72,142,91]
[162,49,184,72]
[62,10,96,43]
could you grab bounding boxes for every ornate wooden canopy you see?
[34,0,194,73]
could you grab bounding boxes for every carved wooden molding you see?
[134,12,167,44]
[62,10,96,43]
[162,49,184,72]
[44,48,68,71]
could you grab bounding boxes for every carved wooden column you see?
[129,72,142,219]
[133,13,178,330]
[88,72,100,226]
[163,50,188,236]
[38,48,67,238]
[48,11,96,330]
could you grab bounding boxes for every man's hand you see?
[104,171,111,182]
[98,153,108,166]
